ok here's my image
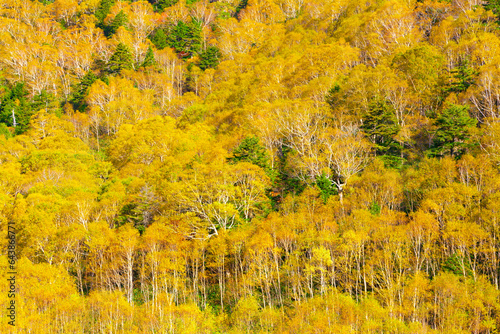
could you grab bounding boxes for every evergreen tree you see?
[442,253,473,277]
[31,90,58,114]
[188,19,203,55]
[0,82,32,134]
[151,0,178,12]
[229,137,279,208]
[167,19,203,58]
[431,104,477,158]
[115,202,152,234]
[0,84,58,135]
[107,43,134,74]
[70,71,98,111]
[315,173,337,203]
[447,58,477,93]
[95,0,115,25]
[361,99,401,156]
[167,21,190,54]
[149,28,168,50]
[325,83,342,110]
[141,47,156,68]
[229,137,271,172]
[104,10,128,37]
[198,46,221,70]
[183,62,196,93]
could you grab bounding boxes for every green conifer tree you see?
[141,47,156,68]
[167,19,203,58]
[0,83,31,133]
[107,43,134,74]
[229,137,276,180]
[111,10,128,31]
[153,0,179,12]
[105,10,128,37]
[229,137,270,169]
[95,0,115,26]
[149,28,168,50]
[198,46,221,70]
[431,104,477,158]
[71,71,98,111]
[361,99,401,155]
[447,59,477,93]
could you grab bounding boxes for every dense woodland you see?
[3,0,500,332]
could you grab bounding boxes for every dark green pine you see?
[71,71,98,111]
[166,19,203,58]
[149,28,168,50]
[432,104,477,158]
[153,0,179,12]
[141,47,156,68]
[187,18,203,56]
[105,10,128,37]
[229,137,270,171]
[198,46,221,70]
[111,10,128,32]
[361,99,401,155]
[95,0,115,26]
[447,59,477,93]
[107,43,134,74]
[0,82,32,134]
[167,21,192,54]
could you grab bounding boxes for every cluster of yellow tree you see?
[2,0,500,332]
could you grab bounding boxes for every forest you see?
[1,0,500,332]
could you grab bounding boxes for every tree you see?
[95,0,116,26]
[105,10,129,37]
[141,46,156,68]
[484,0,500,24]
[70,71,98,112]
[115,223,139,303]
[326,125,371,202]
[228,137,270,171]
[392,44,445,113]
[107,43,134,74]
[431,104,477,158]
[51,0,79,27]
[361,98,402,166]
[447,59,477,94]
[232,162,271,220]
[198,46,221,70]
[149,28,168,50]
[0,82,33,134]
[152,0,179,12]
[166,19,203,58]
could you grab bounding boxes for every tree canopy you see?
[1,0,500,332]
